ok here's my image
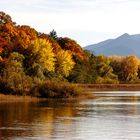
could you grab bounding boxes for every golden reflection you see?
[0,100,80,139]
[31,101,77,138]
[128,96,139,115]
[0,96,139,139]
[1,96,140,139]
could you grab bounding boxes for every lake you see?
[1,91,140,140]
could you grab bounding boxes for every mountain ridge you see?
[84,33,140,57]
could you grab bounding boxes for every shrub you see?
[0,77,13,94]
[96,77,119,84]
[0,52,33,95]
[31,81,81,98]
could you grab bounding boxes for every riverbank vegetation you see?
[1,11,140,98]
[0,93,39,102]
[80,84,140,92]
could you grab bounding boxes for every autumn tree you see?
[58,37,87,61]
[109,56,126,81]
[39,33,61,53]
[0,23,18,57]
[0,11,14,24]
[25,39,55,79]
[55,50,75,77]
[121,55,140,81]
[0,37,5,53]
[18,25,38,40]
[0,24,38,56]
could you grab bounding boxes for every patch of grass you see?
[31,81,82,98]
[0,93,39,103]
[79,84,140,91]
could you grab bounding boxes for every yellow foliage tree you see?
[122,55,140,81]
[28,38,55,72]
[56,50,75,77]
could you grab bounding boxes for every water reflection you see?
[0,100,81,139]
[1,93,140,139]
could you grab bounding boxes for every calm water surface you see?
[1,92,140,140]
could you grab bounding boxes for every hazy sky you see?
[1,0,140,46]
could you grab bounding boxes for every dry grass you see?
[2,83,140,101]
[31,81,83,98]
[3,83,136,101]
[0,82,96,101]
[79,84,140,92]
[0,93,39,103]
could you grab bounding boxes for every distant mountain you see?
[84,33,140,57]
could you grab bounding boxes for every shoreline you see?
[1,84,140,102]
[79,84,140,92]
[0,93,95,102]
[0,94,40,103]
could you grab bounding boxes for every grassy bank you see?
[0,81,97,101]
[0,81,91,100]
[3,83,140,101]
[31,81,92,98]
[1,83,140,102]
[0,93,39,103]
[79,84,140,92]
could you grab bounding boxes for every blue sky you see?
[1,0,140,46]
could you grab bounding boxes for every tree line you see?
[0,11,140,96]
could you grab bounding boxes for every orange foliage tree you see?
[121,55,140,81]
[58,37,87,61]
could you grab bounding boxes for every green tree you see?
[1,52,32,94]
[68,51,97,83]
[49,29,58,41]
[95,55,118,84]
